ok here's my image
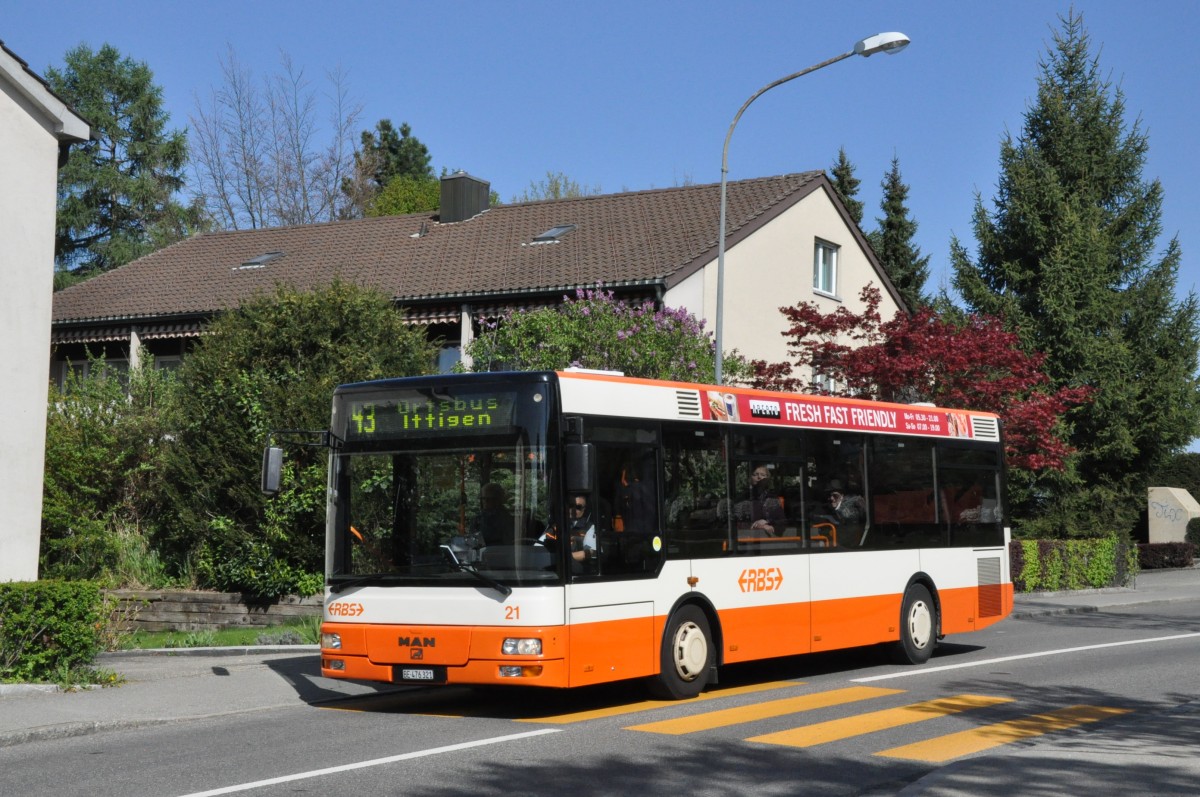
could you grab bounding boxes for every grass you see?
[117,615,321,650]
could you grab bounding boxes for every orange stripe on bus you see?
[568,615,657,687]
[320,579,1011,688]
[717,603,811,663]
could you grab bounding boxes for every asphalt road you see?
[2,598,1198,796]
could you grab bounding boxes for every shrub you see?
[41,361,176,582]
[1187,517,1200,547]
[152,281,436,595]
[1137,543,1195,570]
[0,581,105,682]
[1009,533,1137,592]
[467,287,751,383]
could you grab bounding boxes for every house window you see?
[811,368,837,395]
[53,358,129,391]
[437,345,462,373]
[813,240,839,297]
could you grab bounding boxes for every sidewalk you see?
[1,567,1198,794]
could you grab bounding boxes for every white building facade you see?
[1,44,89,581]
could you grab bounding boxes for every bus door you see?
[563,421,664,686]
[718,430,811,663]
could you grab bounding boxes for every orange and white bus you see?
[263,369,1011,699]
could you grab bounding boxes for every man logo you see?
[411,648,424,660]
[749,400,781,419]
[398,636,436,648]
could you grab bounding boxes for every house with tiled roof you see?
[2,40,90,582]
[50,170,906,382]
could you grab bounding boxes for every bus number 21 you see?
[505,605,520,620]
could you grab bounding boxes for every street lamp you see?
[712,32,910,384]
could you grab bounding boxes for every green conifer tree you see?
[869,156,929,310]
[950,10,1200,531]
[48,44,203,284]
[828,147,863,226]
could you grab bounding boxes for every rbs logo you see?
[738,567,783,592]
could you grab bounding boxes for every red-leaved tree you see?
[750,286,1092,473]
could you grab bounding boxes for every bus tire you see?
[650,605,714,700]
[894,584,936,664]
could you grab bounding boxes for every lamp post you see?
[712,32,910,384]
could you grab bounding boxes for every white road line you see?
[175,728,562,797]
[853,632,1200,682]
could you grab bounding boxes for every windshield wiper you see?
[439,545,512,598]
[328,574,399,594]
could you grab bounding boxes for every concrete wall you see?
[0,48,88,582]
[1148,487,1200,544]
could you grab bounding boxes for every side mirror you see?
[564,443,595,493]
[261,446,284,495]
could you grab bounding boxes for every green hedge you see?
[0,581,104,682]
[1009,535,1138,592]
[1137,543,1195,569]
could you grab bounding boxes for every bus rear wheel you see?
[649,605,714,699]
[894,584,936,664]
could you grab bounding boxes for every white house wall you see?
[664,187,900,373]
[0,50,88,582]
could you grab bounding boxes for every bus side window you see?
[867,437,937,548]
[663,426,728,558]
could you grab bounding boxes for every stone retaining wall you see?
[106,590,322,633]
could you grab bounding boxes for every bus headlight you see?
[321,632,342,650]
[502,638,542,656]
[499,665,544,678]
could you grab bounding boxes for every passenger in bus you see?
[614,454,656,535]
[822,480,866,525]
[737,465,785,536]
[469,482,514,546]
[811,480,868,528]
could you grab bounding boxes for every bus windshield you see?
[328,380,557,587]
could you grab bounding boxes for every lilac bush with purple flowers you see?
[466,288,749,383]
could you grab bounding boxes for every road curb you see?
[0,718,173,749]
[1012,593,1199,620]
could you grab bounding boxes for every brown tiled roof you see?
[52,172,827,325]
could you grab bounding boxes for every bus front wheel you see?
[650,605,714,699]
[894,584,936,664]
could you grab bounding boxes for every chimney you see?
[439,171,490,223]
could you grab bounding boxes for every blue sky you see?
[6,1,1196,304]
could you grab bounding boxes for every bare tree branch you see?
[189,47,360,230]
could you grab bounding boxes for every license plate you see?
[401,668,435,681]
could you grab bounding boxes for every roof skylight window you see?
[237,251,283,269]
[532,224,576,243]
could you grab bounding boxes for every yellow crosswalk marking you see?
[626,686,904,735]
[515,680,803,724]
[876,704,1132,762]
[748,694,1013,748]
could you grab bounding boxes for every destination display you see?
[342,390,520,440]
[703,389,978,439]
